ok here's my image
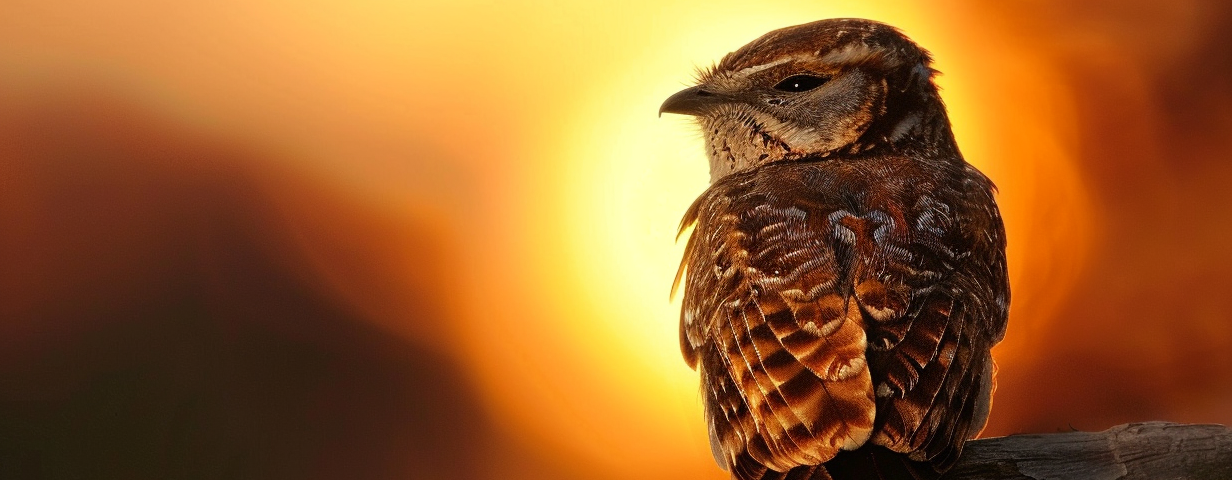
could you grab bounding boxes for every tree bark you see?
[944,422,1232,479]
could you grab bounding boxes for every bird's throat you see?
[701,112,794,183]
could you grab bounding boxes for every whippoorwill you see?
[661,18,1009,480]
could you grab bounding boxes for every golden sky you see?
[2,1,1231,479]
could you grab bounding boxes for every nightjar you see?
[661,18,1009,480]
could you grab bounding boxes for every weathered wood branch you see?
[943,422,1232,479]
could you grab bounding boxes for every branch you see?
[944,422,1232,479]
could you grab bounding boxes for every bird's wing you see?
[677,165,1008,478]
[677,171,876,475]
[863,170,1009,470]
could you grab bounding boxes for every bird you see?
[660,18,1009,480]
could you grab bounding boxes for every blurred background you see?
[1,0,1230,478]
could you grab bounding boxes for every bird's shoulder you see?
[679,154,986,260]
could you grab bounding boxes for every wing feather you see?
[683,172,876,475]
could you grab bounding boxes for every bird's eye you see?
[772,74,829,92]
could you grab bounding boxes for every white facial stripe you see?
[725,46,894,84]
[819,44,888,67]
[729,54,814,79]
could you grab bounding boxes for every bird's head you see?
[661,18,953,182]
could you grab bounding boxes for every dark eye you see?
[772,74,829,92]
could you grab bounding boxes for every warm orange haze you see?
[1,1,1230,479]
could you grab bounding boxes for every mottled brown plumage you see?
[661,19,1009,480]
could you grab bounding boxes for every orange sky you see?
[2,1,1231,479]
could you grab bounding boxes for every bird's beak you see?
[659,86,727,117]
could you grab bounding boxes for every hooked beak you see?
[659,86,728,117]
